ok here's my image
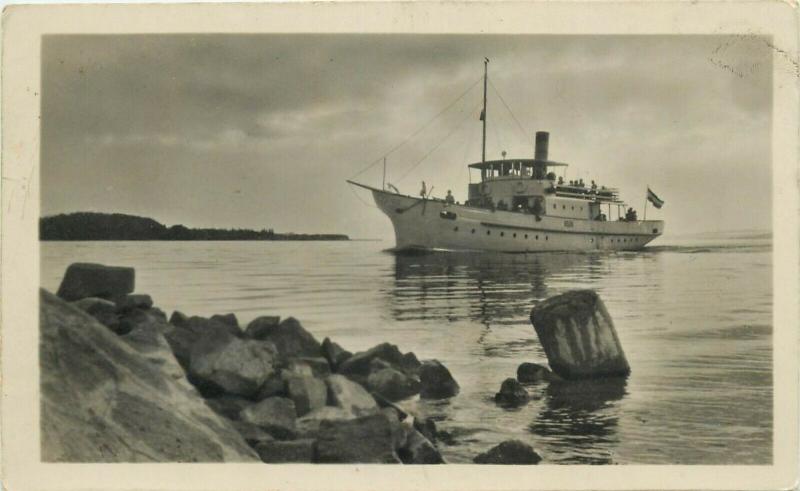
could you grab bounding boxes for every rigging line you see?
[488,78,529,141]
[347,181,378,209]
[396,100,483,183]
[349,75,484,180]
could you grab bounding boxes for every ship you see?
[348,60,665,253]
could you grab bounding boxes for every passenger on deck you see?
[558,176,564,185]
[445,190,455,205]
[591,180,597,191]
[420,181,427,199]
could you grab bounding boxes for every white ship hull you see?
[363,186,664,253]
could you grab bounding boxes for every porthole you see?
[562,205,566,210]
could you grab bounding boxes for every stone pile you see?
[44,262,461,464]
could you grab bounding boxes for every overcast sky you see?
[42,34,772,239]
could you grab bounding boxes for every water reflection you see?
[389,251,603,326]
[529,378,627,464]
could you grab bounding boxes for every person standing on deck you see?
[445,190,455,205]
[420,181,427,199]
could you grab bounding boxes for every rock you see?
[370,391,410,420]
[314,413,401,463]
[473,440,542,464]
[285,373,328,416]
[244,315,280,340]
[210,313,239,331]
[494,378,529,406]
[287,357,331,378]
[116,307,168,337]
[56,263,135,302]
[39,289,257,462]
[517,362,559,383]
[399,429,446,464]
[169,310,189,327]
[369,357,394,372]
[204,395,253,421]
[255,371,286,400]
[338,342,405,378]
[188,328,278,398]
[231,420,274,447]
[115,294,154,312]
[163,325,201,370]
[400,351,422,375]
[185,315,241,338]
[366,367,421,402]
[325,374,379,417]
[413,417,438,444]
[530,290,631,379]
[247,317,321,359]
[296,406,357,437]
[239,397,297,440]
[71,297,120,331]
[255,439,315,463]
[321,337,352,371]
[419,359,460,399]
[381,407,410,451]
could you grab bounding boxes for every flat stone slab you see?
[56,263,134,302]
[530,290,630,379]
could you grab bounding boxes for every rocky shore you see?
[42,262,540,464]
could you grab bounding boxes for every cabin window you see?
[525,234,528,239]
[571,206,574,210]
[562,205,566,210]
[545,236,549,241]
[454,226,459,232]
[535,235,539,240]
[553,204,557,209]
[487,230,491,235]
[500,231,505,237]
[471,228,476,234]
[513,233,517,238]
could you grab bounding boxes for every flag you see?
[647,187,664,209]
[479,109,485,121]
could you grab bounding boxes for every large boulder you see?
[517,362,559,383]
[210,313,240,332]
[399,429,446,464]
[325,374,379,417]
[39,289,257,462]
[494,378,529,406]
[321,337,352,371]
[366,367,420,402]
[530,290,630,379]
[246,317,320,359]
[56,263,135,302]
[255,371,287,400]
[284,373,328,416]
[473,440,542,464]
[255,439,315,463]
[419,359,459,399]
[239,397,297,440]
[313,413,401,463]
[188,328,278,398]
[337,342,406,378]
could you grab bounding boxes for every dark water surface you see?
[41,231,772,464]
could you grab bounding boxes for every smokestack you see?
[535,131,549,161]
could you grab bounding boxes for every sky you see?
[41,34,772,239]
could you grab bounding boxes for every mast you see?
[482,58,489,164]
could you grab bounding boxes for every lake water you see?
[41,231,772,464]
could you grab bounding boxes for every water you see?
[40,231,772,465]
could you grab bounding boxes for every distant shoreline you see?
[40,212,349,241]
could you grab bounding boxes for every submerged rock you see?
[530,290,630,379]
[188,328,278,398]
[239,397,297,440]
[473,440,541,464]
[419,359,460,399]
[494,378,529,406]
[367,367,421,401]
[56,263,134,302]
[40,289,257,462]
[517,362,559,383]
[314,413,401,463]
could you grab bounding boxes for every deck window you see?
[500,232,505,237]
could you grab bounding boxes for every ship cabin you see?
[465,131,627,222]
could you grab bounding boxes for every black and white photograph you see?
[2,2,798,490]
